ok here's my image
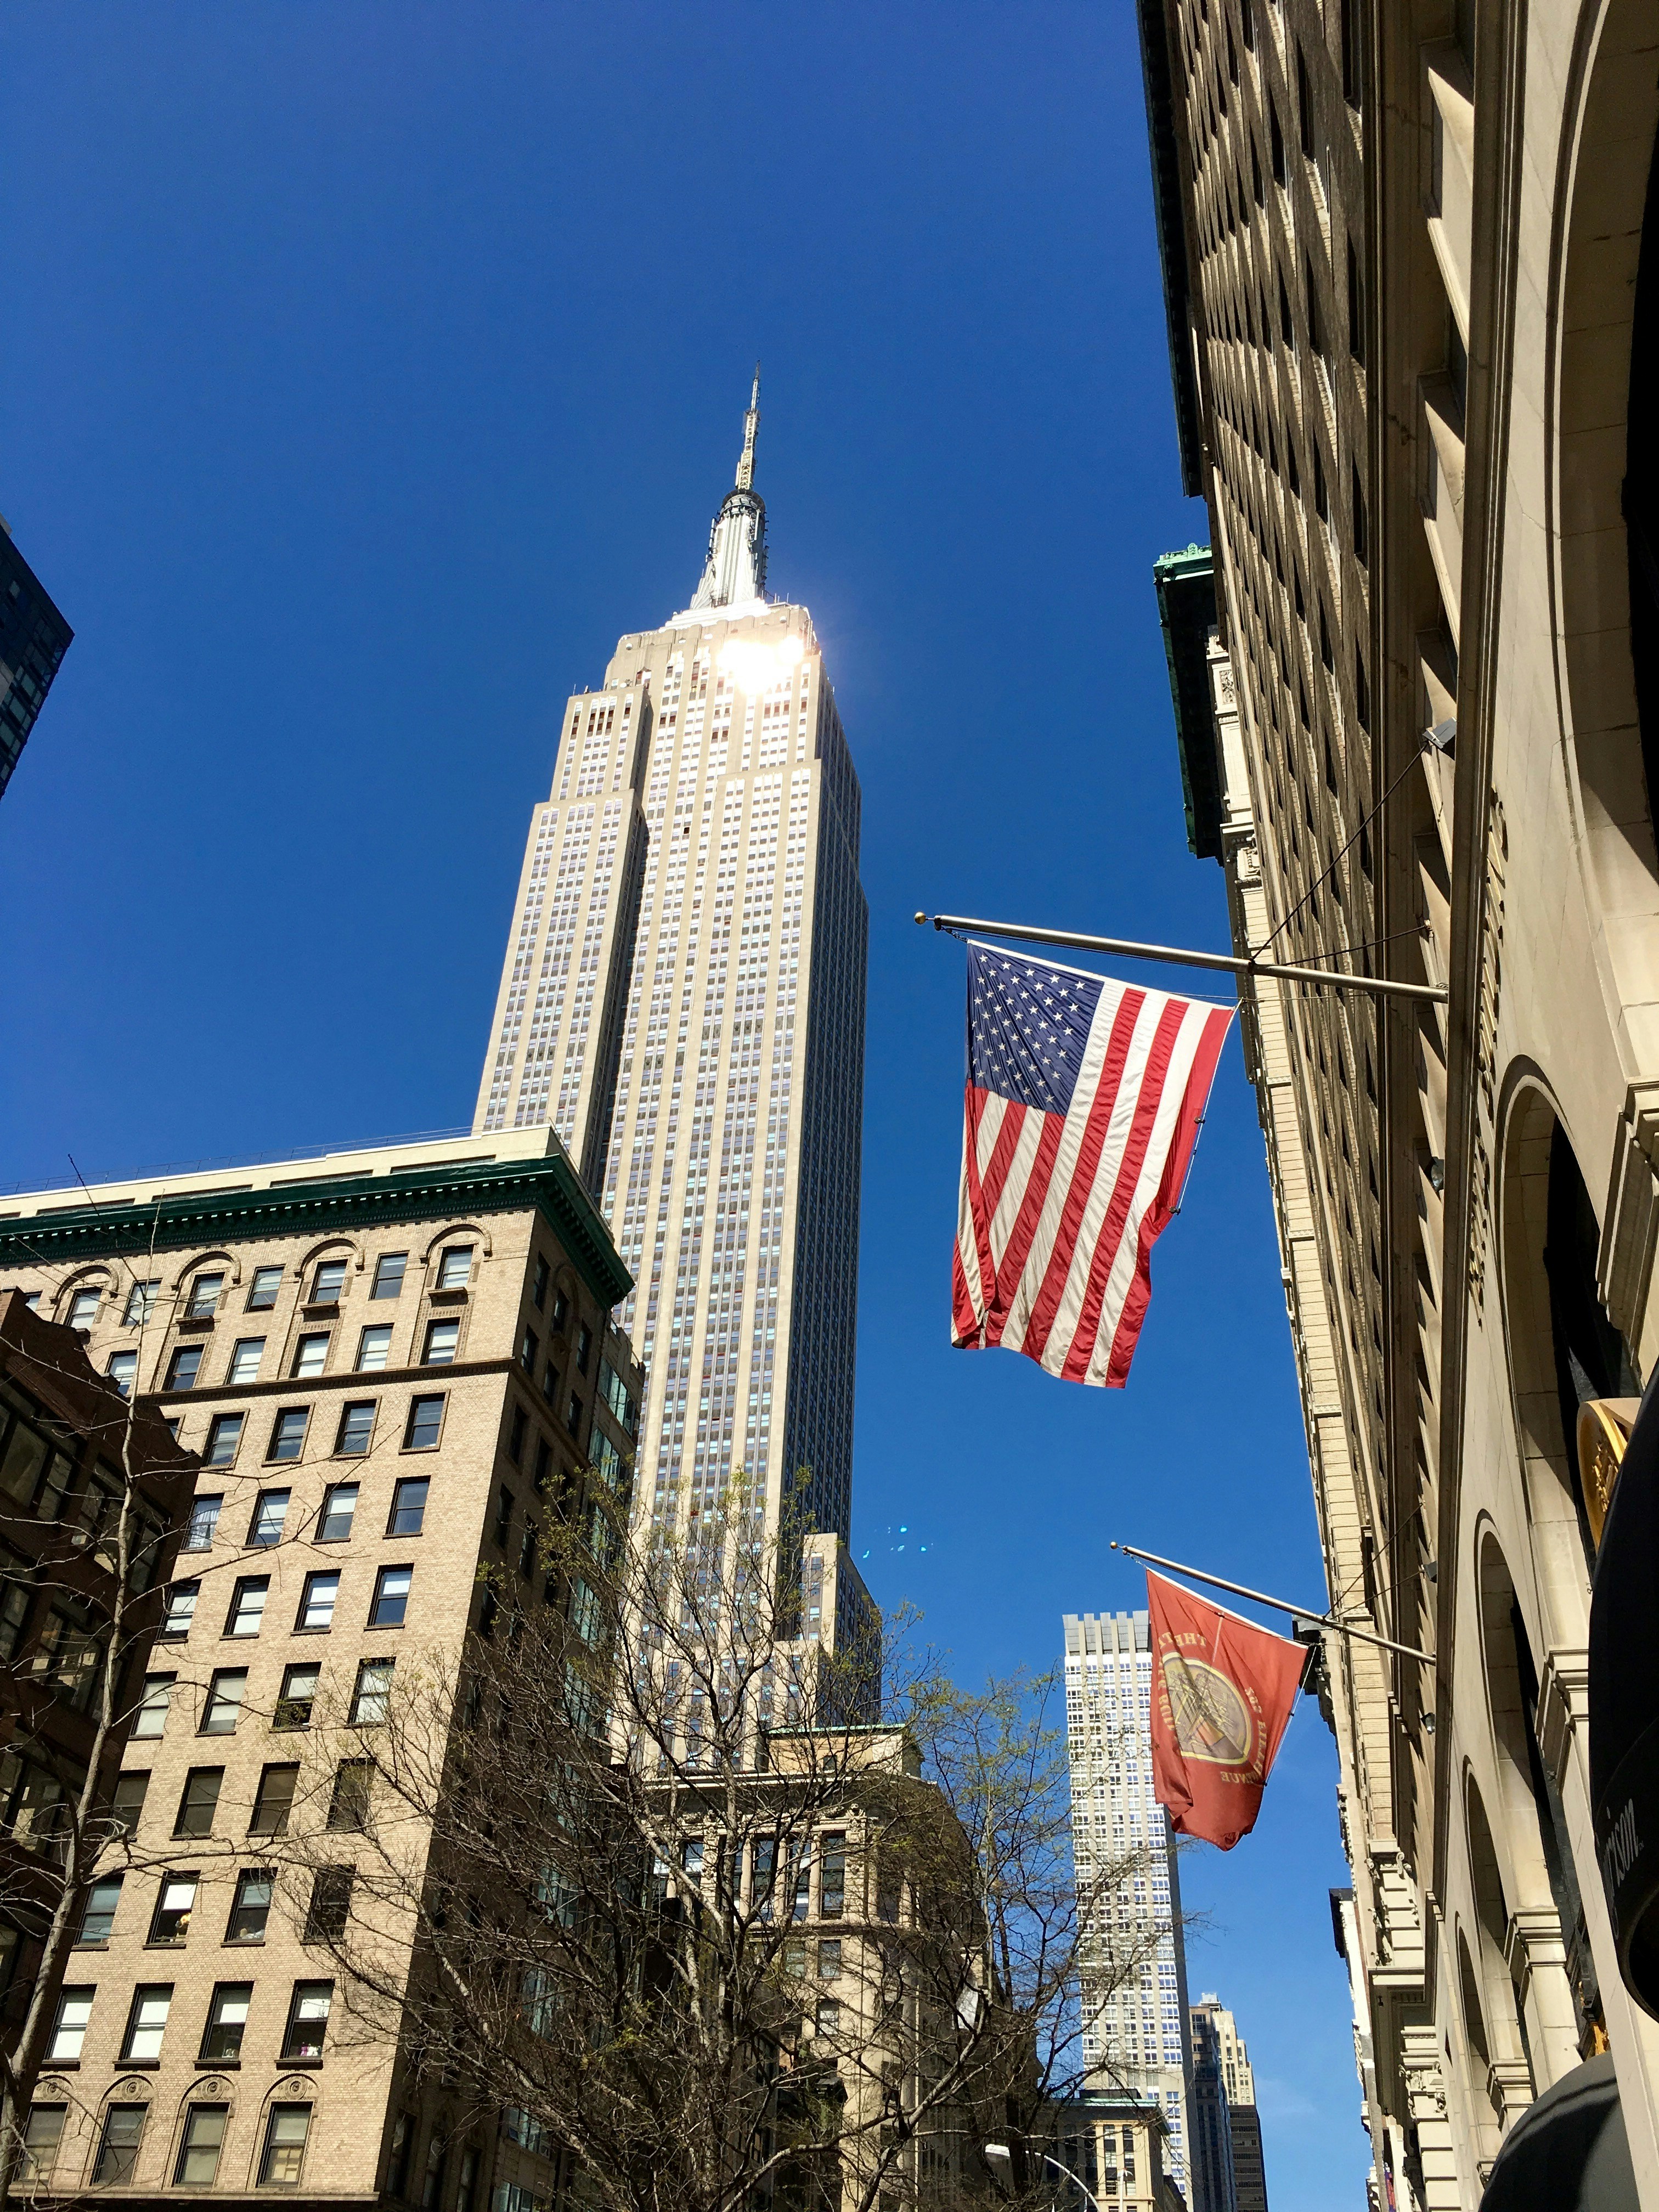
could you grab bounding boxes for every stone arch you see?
[1453,1915,1506,2164]
[161,1248,244,1297]
[156,2077,239,2191]
[77,2077,155,2189]
[292,1233,365,1287]
[1463,1776,1536,2128]
[1476,1522,1601,2079]
[1547,0,1659,1062]
[48,1261,114,1324]
[1495,1068,1637,1645]
[418,1221,493,1267]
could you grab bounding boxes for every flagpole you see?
[915,912,1447,1008]
[1110,1541,1432,1664]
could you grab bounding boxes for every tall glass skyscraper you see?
[475,377,867,1551]
[1063,1609,1205,2207]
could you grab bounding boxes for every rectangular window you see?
[78,1874,123,1944]
[404,1396,443,1451]
[47,1987,93,2062]
[69,1288,101,1329]
[371,1252,407,1300]
[304,1866,353,1943]
[165,1344,203,1391]
[174,2103,229,2186]
[262,2104,312,2187]
[351,1658,394,1725]
[186,1272,224,1320]
[249,1763,300,1837]
[148,1873,198,1944]
[120,1983,173,2061]
[122,1279,160,1327]
[820,1834,845,1920]
[369,1565,412,1629]
[335,1402,375,1456]
[201,1669,247,1736]
[204,1412,244,1468]
[520,1325,538,1375]
[532,1254,549,1310]
[246,1266,283,1310]
[818,1938,841,1978]
[437,1246,473,1290]
[291,1333,329,1379]
[297,1572,340,1632]
[421,2134,448,2210]
[110,1770,149,1833]
[815,1997,840,2039]
[387,1478,428,1536]
[275,1663,321,1729]
[174,1768,223,1838]
[106,1349,137,1397]
[159,1580,199,1639]
[423,1319,459,1365]
[249,1489,291,1547]
[227,1868,273,1943]
[496,1485,515,1542]
[550,1290,569,1331]
[576,1324,592,1374]
[132,1672,175,1738]
[327,1760,373,1832]
[267,1408,308,1462]
[228,1336,265,1384]
[311,1259,347,1305]
[355,1324,393,1371]
[93,2104,146,2184]
[566,1393,582,1439]
[227,1576,269,1637]
[20,2103,65,2184]
[318,1482,359,1539]
[200,1983,252,2062]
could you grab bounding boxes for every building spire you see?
[735,363,760,492]
[689,367,769,612]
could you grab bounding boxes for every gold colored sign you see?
[1577,1398,1640,1551]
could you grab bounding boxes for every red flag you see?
[1146,1572,1308,1850]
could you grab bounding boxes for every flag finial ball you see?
[914,911,927,925]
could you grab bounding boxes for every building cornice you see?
[0,1158,634,1311]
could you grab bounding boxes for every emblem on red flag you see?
[1146,1571,1308,1850]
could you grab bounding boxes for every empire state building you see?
[475,377,867,1551]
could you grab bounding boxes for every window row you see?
[70,1242,472,1334]
[25,2092,317,2192]
[127,1656,399,1758]
[49,1970,337,2068]
[137,1317,468,1400]
[182,1391,445,1475]
[179,1465,431,1552]
[151,1560,414,1654]
[112,1751,379,1843]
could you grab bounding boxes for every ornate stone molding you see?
[1537,1645,1590,1790]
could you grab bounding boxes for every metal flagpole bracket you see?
[1110,1539,1433,1665]
[914,911,1448,1008]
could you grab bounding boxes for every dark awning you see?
[1590,1369,1659,2012]
[1479,2056,1636,2212]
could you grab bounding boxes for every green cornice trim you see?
[0,1157,634,1311]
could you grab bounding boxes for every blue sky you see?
[3,7,1369,2203]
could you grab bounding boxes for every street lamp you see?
[984,2143,1101,2212]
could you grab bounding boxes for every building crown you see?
[690,366,768,611]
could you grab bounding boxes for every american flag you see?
[953,943,1234,1388]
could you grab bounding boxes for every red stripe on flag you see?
[1020,989,1146,1363]
[1058,997,1188,1382]
[1103,1003,1232,1385]
[978,1089,1031,1222]
[953,1084,1005,1348]
[984,1108,1068,1347]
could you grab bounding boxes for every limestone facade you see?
[1140,0,1659,2201]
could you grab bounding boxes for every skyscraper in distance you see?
[475,374,868,1556]
[1063,1610,1205,2208]
[1190,1995,1268,2212]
